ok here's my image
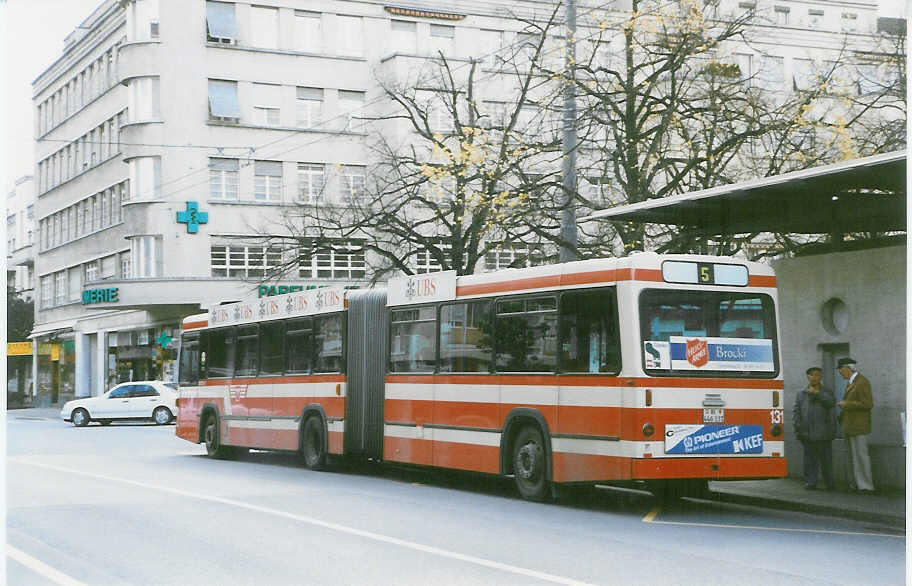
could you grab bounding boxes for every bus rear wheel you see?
[512,426,550,502]
[301,416,327,471]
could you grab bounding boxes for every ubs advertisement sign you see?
[208,287,345,327]
[387,271,457,306]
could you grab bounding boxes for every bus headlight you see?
[642,423,655,437]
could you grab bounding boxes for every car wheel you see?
[99,419,112,426]
[301,416,327,470]
[153,406,173,425]
[203,415,232,459]
[72,408,90,427]
[512,426,550,502]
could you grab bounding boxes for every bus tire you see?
[512,426,550,502]
[203,414,232,459]
[301,416,327,471]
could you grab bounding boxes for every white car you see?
[61,381,178,427]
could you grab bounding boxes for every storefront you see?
[106,326,178,387]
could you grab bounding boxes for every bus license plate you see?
[703,407,724,423]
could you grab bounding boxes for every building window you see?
[479,29,504,69]
[296,87,323,128]
[429,24,455,56]
[294,11,321,52]
[738,1,756,18]
[485,242,547,271]
[841,12,858,32]
[298,240,365,279]
[414,243,451,274]
[211,245,283,278]
[757,55,784,91]
[338,90,365,132]
[808,9,824,29]
[337,15,363,56]
[130,235,162,277]
[737,53,754,86]
[120,252,132,278]
[55,271,67,305]
[129,0,159,42]
[792,58,814,91]
[209,158,239,199]
[254,161,283,201]
[206,1,237,43]
[68,267,82,302]
[774,5,790,26]
[85,260,99,282]
[127,76,160,121]
[297,163,325,203]
[251,6,279,49]
[208,79,240,121]
[339,165,366,202]
[40,276,52,308]
[390,20,417,54]
[253,83,282,126]
[129,156,161,200]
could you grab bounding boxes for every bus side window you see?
[207,327,236,378]
[495,296,558,373]
[559,289,621,374]
[260,321,284,376]
[178,333,200,385]
[390,306,437,373]
[314,314,344,373]
[235,325,258,377]
[285,318,312,375]
[440,300,493,373]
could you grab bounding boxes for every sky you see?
[1,0,908,191]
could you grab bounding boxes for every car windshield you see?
[163,382,178,391]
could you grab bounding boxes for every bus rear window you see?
[639,289,778,377]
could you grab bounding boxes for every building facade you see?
[7,175,36,299]
[31,0,889,402]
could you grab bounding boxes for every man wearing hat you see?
[837,358,875,493]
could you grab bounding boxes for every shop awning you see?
[28,319,78,339]
[580,151,906,234]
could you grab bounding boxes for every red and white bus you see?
[176,253,786,501]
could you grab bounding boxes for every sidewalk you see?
[708,478,905,528]
[9,407,906,528]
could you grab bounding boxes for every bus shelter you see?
[582,150,907,489]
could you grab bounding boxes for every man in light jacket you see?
[793,367,836,490]
[837,357,875,493]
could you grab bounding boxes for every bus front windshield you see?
[639,289,778,377]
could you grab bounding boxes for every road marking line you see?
[6,544,87,586]
[642,505,661,522]
[11,458,596,586]
[643,516,902,539]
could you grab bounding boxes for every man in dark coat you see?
[793,366,836,490]
[837,358,875,493]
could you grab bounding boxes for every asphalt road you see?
[6,413,905,586]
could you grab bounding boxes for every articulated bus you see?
[176,253,786,501]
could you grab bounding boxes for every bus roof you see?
[182,286,347,330]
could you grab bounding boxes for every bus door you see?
[555,288,624,482]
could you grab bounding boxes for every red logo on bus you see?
[686,339,709,368]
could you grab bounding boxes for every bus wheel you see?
[512,426,549,502]
[301,416,327,471]
[203,415,232,459]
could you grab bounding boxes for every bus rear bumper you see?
[632,456,787,480]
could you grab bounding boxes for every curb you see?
[707,490,905,529]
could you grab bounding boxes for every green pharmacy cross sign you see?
[177,201,209,233]
[155,332,173,349]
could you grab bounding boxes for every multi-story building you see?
[7,175,36,299]
[31,0,891,402]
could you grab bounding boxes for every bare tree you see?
[266,10,569,280]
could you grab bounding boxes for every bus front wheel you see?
[512,426,550,502]
[203,415,232,459]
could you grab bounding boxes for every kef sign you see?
[387,271,458,307]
